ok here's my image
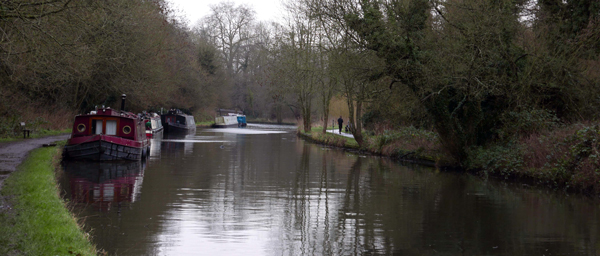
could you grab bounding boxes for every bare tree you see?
[198,1,256,77]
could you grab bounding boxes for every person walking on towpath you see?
[338,116,343,134]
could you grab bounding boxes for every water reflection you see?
[149,136,162,160]
[59,126,600,256]
[61,160,146,212]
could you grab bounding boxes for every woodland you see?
[1,0,600,190]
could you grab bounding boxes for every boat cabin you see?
[71,108,145,142]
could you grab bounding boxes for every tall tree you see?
[198,1,256,77]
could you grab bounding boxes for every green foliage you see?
[467,124,600,192]
[562,126,600,172]
[0,115,20,138]
[313,132,348,147]
[497,109,560,140]
[337,0,600,164]
[466,142,525,179]
[301,128,359,148]
[373,127,437,149]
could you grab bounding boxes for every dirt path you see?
[0,134,70,197]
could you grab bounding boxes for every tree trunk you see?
[321,84,333,134]
[322,110,329,134]
[352,100,364,146]
[302,102,311,132]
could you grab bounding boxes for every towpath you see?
[326,128,355,138]
[0,134,70,209]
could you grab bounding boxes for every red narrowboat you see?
[64,97,150,161]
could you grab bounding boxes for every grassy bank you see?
[299,127,360,149]
[246,118,297,125]
[0,142,97,255]
[298,126,452,166]
[196,121,215,127]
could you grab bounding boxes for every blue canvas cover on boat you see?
[237,116,247,124]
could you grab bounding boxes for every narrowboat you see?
[161,109,196,133]
[213,109,247,128]
[143,112,164,138]
[63,95,150,161]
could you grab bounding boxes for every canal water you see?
[59,124,600,255]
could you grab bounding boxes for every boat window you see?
[176,116,186,125]
[106,120,117,135]
[94,120,103,134]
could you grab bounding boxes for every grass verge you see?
[246,118,297,125]
[300,126,452,167]
[196,121,215,127]
[0,142,97,255]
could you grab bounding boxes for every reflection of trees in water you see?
[61,159,146,212]
[281,145,600,255]
[336,159,599,255]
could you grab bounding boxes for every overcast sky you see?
[167,0,285,26]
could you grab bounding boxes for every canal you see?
[59,124,600,255]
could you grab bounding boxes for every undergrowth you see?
[467,123,600,194]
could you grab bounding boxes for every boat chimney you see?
[121,94,126,111]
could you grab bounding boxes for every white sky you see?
[167,0,285,27]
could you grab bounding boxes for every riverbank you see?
[196,121,215,128]
[246,118,297,126]
[298,126,452,167]
[0,141,97,255]
[299,123,600,196]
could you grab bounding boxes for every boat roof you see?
[79,108,139,119]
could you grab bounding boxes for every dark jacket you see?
[337,118,343,126]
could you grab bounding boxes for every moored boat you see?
[213,109,247,128]
[143,112,164,138]
[161,109,196,133]
[63,95,150,161]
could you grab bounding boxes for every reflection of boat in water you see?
[149,136,162,159]
[161,133,195,156]
[62,160,146,212]
[213,109,247,128]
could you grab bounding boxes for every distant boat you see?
[213,109,247,128]
[161,109,196,133]
[64,95,150,161]
[143,112,163,138]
